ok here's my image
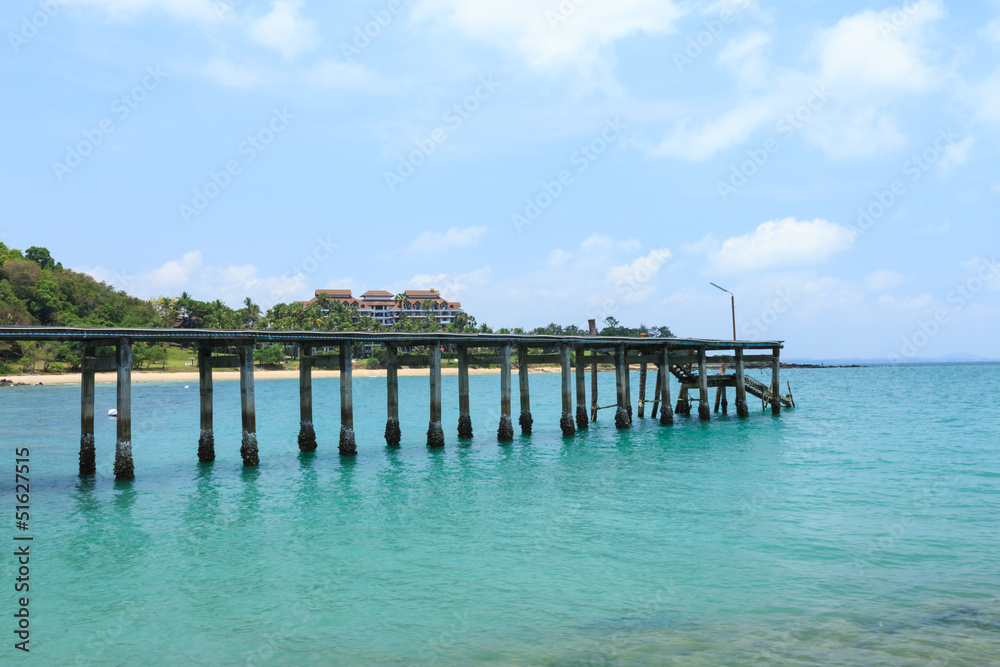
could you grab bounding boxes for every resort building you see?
[297,289,462,327]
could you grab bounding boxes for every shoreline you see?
[0,365,572,386]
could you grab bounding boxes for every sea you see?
[1,363,998,665]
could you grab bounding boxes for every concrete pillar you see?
[575,346,588,429]
[698,347,711,421]
[498,345,513,442]
[339,344,356,455]
[589,320,598,422]
[427,343,445,448]
[79,345,96,475]
[518,346,532,435]
[455,345,472,439]
[198,346,215,462]
[559,344,575,436]
[624,349,632,423]
[771,346,781,415]
[638,360,647,418]
[658,347,673,425]
[298,345,316,452]
[615,345,630,429]
[385,344,401,446]
[735,348,749,418]
[114,339,134,480]
[239,345,259,466]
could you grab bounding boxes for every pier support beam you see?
[198,346,215,462]
[498,345,513,442]
[575,346,588,430]
[239,345,259,466]
[638,361,647,419]
[676,386,691,417]
[79,345,96,475]
[589,320,598,422]
[457,346,472,439]
[624,350,632,423]
[658,347,674,425]
[518,346,532,435]
[771,347,781,415]
[560,345,575,436]
[735,348,749,418]
[614,345,630,429]
[385,344,401,446]
[698,348,711,421]
[297,345,316,452]
[114,339,134,480]
[427,343,445,448]
[339,345,356,455]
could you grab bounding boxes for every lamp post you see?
[710,283,736,341]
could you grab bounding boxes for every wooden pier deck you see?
[0,327,793,479]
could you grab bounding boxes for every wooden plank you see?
[771,346,781,415]
[428,344,444,448]
[339,344,356,455]
[518,346,532,435]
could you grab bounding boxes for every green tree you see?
[25,246,59,271]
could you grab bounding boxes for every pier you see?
[0,327,793,480]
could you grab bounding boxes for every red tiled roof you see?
[361,290,393,297]
[316,289,353,297]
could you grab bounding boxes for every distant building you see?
[296,289,462,327]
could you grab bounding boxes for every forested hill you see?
[0,243,161,328]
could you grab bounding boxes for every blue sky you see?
[2,0,998,358]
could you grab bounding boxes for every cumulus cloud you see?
[77,250,311,306]
[606,247,672,303]
[413,0,684,87]
[410,226,487,253]
[814,0,944,99]
[249,0,319,60]
[397,267,492,301]
[707,218,855,274]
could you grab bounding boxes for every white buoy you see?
[107,409,118,418]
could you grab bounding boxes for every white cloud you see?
[410,226,487,253]
[814,0,943,99]
[77,251,311,307]
[249,0,318,60]
[547,249,572,267]
[400,267,492,301]
[413,0,684,87]
[707,218,855,274]
[655,93,787,161]
[606,247,672,303]
[939,136,974,170]
[865,269,908,291]
[717,31,770,87]
[802,105,906,158]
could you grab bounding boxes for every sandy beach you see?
[1,365,571,386]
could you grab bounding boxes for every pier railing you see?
[0,327,789,479]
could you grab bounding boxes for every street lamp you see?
[710,283,736,341]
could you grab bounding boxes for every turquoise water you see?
[2,364,999,665]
